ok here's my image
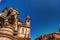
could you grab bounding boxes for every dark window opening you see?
[14,31,18,36]
[8,15,15,25]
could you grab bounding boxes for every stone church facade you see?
[0,8,30,40]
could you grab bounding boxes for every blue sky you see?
[0,0,60,40]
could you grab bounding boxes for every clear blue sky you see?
[0,0,60,40]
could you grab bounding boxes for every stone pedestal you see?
[0,24,15,40]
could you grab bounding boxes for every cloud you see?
[0,0,2,2]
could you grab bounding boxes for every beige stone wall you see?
[0,37,11,40]
[54,34,60,38]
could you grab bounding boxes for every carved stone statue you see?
[0,7,7,28]
[7,8,18,25]
[1,7,8,18]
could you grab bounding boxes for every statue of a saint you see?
[7,8,19,25]
[1,7,8,18]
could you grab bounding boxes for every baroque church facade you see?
[0,8,30,40]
